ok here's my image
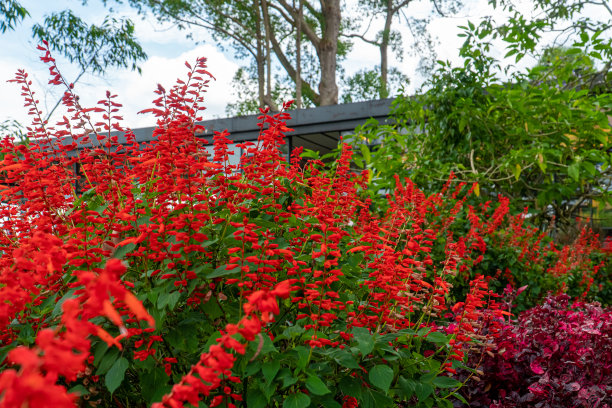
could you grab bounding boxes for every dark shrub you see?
[461,294,611,407]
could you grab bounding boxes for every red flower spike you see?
[2,44,604,408]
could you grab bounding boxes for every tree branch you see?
[342,32,379,46]
[391,0,413,14]
[263,94,279,111]
[147,0,259,60]
[271,0,321,50]
[268,28,321,105]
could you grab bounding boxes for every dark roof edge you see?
[133,98,394,142]
[57,98,395,150]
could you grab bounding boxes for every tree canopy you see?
[350,2,612,233]
[99,0,465,113]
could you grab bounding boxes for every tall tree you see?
[107,1,285,109]
[345,0,462,99]
[485,0,612,63]
[32,11,147,121]
[103,0,405,110]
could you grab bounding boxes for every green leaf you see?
[278,369,298,388]
[283,392,311,408]
[247,389,268,408]
[245,362,262,377]
[331,349,361,369]
[361,388,393,408]
[432,376,462,389]
[294,346,311,370]
[368,365,394,393]
[306,375,331,395]
[165,321,199,352]
[93,341,109,366]
[95,347,120,375]
[398,376,415,399]
[300,149,320,159]
[513,163,522,181]
[157,291,180,311]
[415,382,434,401]
[52,289,77,318]
[140,367,171,404]
[435,398,454,408]
[113,243,135,259]
[360,144,371,165]
[105,357,129,394]
[262,359,280,383]
[206,264,241,279]
[202,298,223,319]
[352,327,375,356]
[580,31,589,43]
[339,376,362,399]
[454,392,468,404]
[424,331,449,345]
[67,384,89,397]
[353,155,364,168]
[317,396,342,408]
[420,372,436,383]
[260,333,279,354]
[568,163,580,182]
[260,380,277,402]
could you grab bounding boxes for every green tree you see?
[490,0,612,63]
[340,66,408,103]
[32,10,147,121]
[0,119,26,142]
[102,0,342,108]
[351,17,612,233]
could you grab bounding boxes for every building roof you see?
[56,98,394,156]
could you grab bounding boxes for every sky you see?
[0,0,551,131]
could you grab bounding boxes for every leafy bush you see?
[466,211,611,312]
[0,44,517,408]
[349,31,612,232]
[460,294,612,407]
[0,44,609,408]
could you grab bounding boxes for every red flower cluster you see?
[1,43,605,408]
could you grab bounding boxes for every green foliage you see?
[0,0,28,33]
[350,16,612,231]
[341,67,408,103]
[490,0,612,64]
[354,0,464,78]
[226,68,309,116]
[31,11,146,75]
[0,119,26,141]
[105,357,129,395]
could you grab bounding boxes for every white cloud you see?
[84,44,239,128]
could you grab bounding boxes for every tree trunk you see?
[256,55,265,108]
[269,30,321,105]
[255,0,265,108]
[261,0,274,105]
[295,0,303,109]
[318,0,340,105]
[380,0,393,99]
